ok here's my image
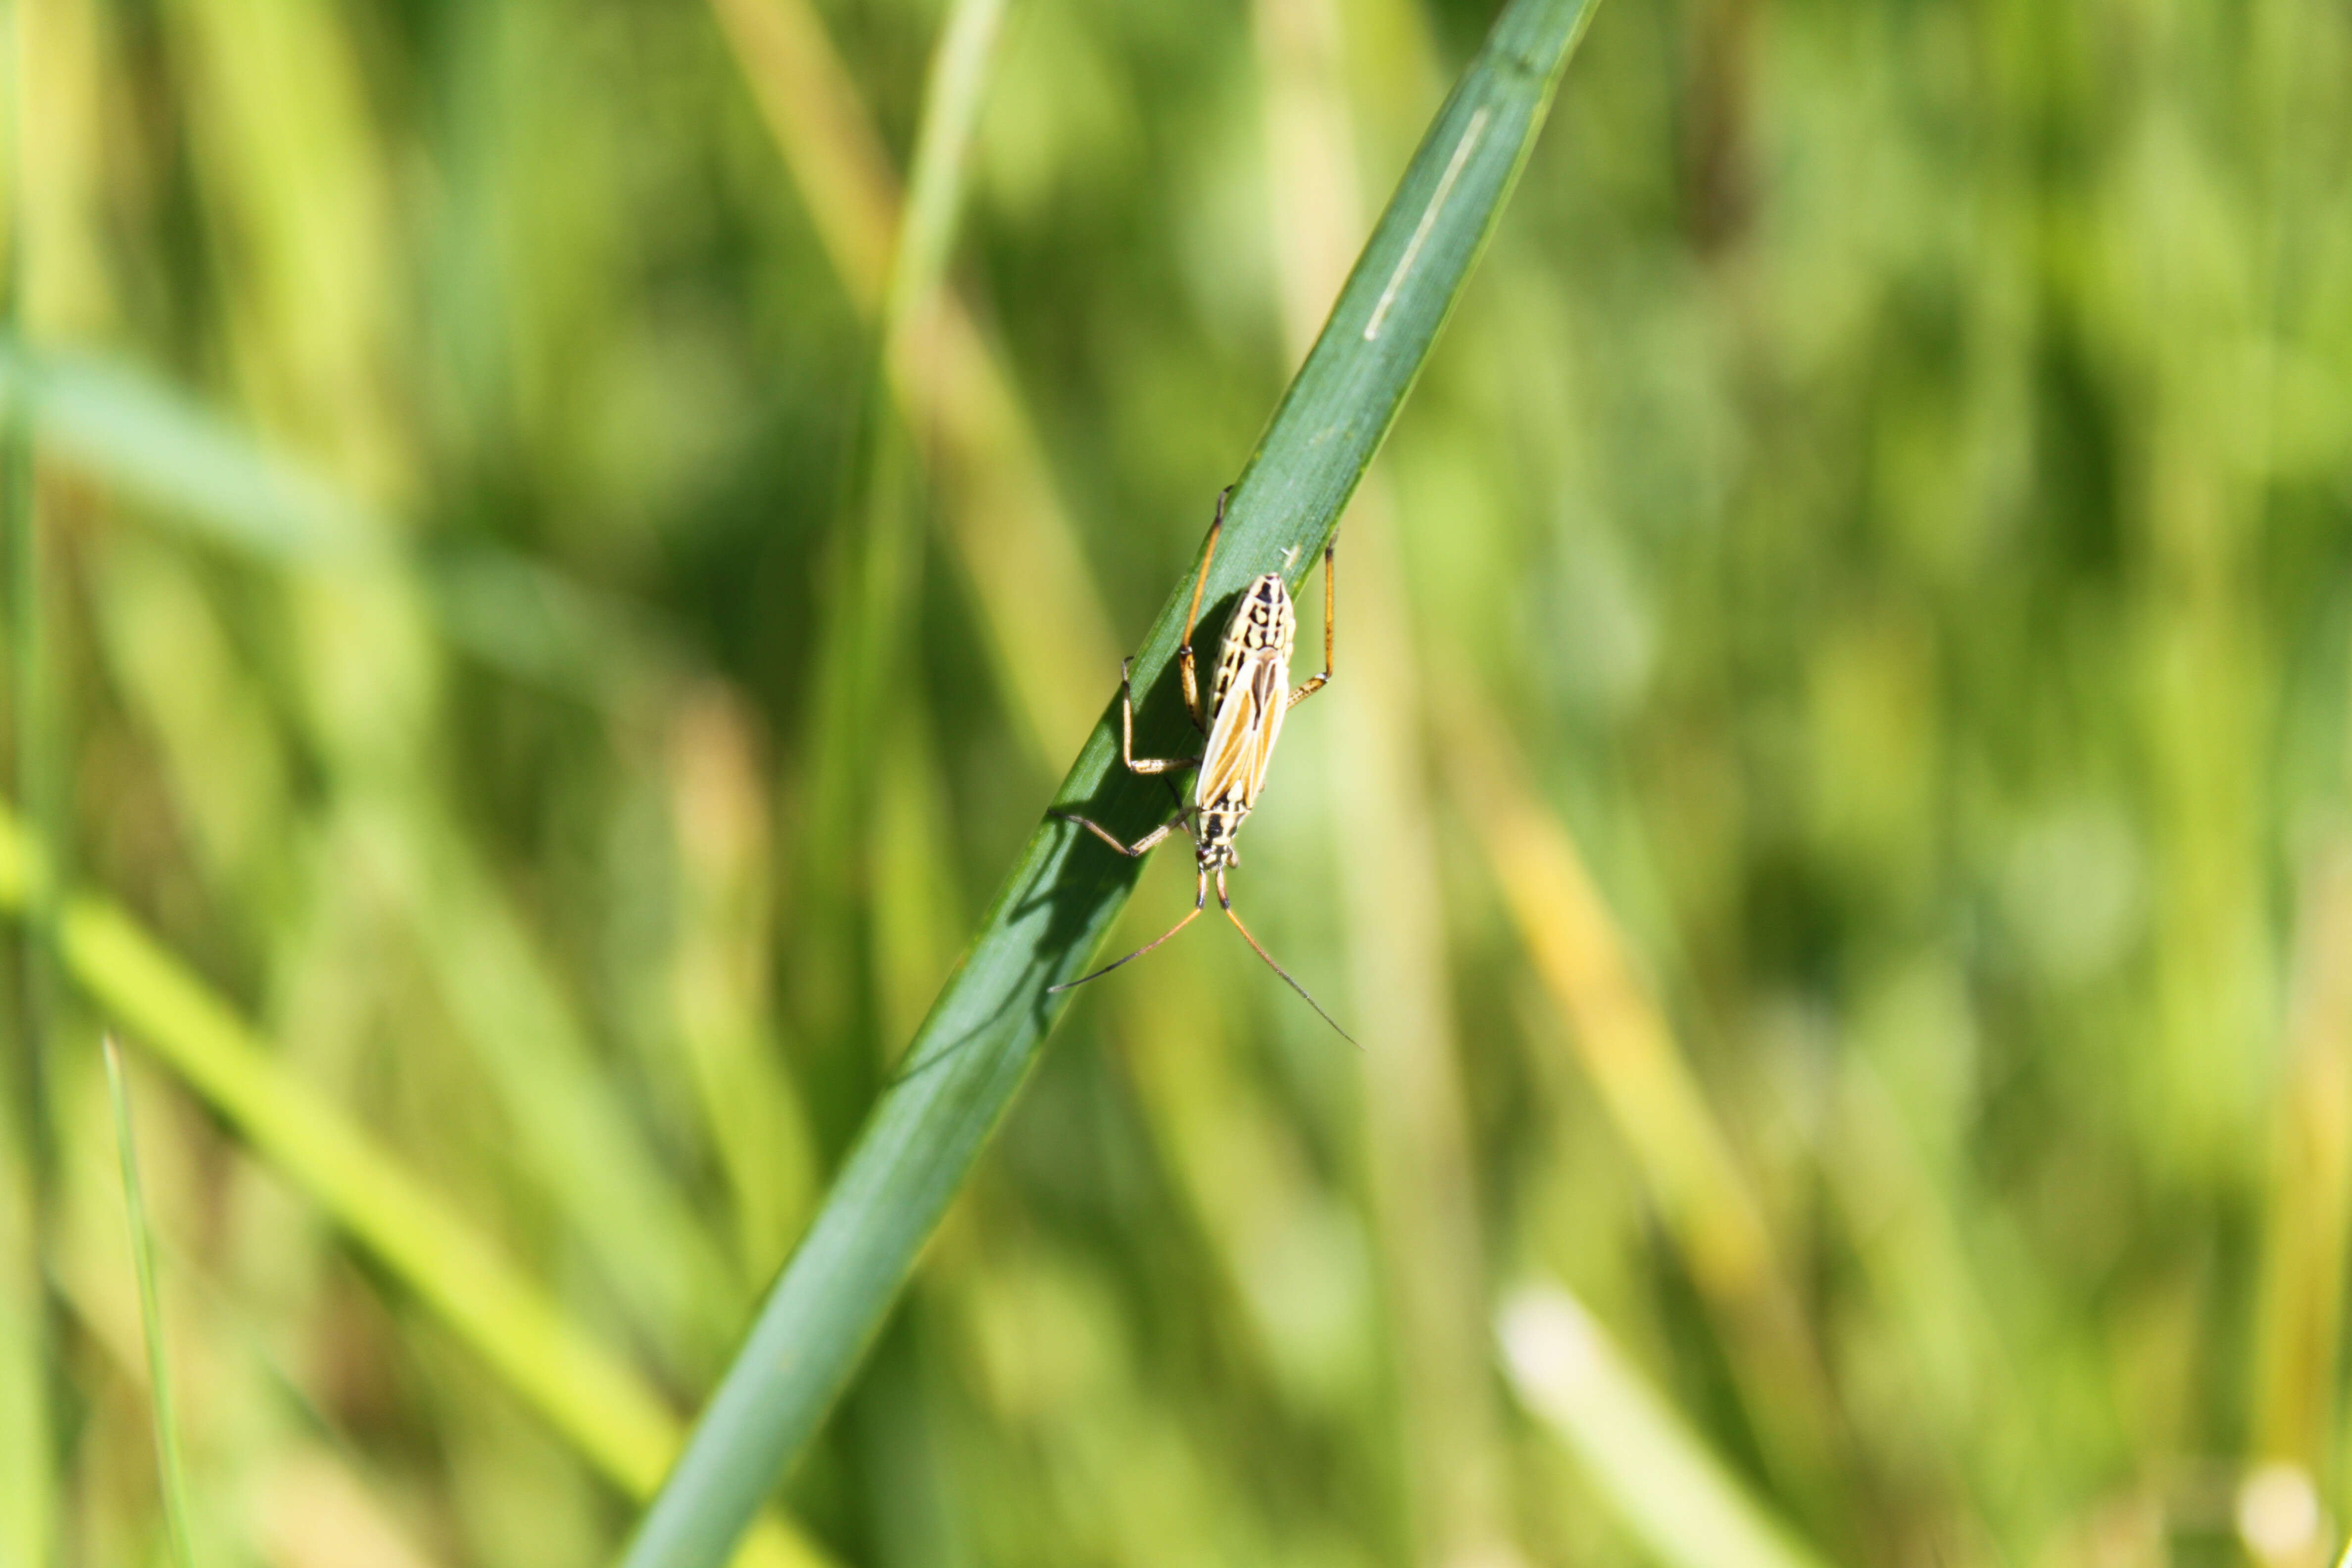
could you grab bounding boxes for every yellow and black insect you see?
[1051,488,1349,1040]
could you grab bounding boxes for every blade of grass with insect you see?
[1248,0,1512,1554]
[0,804,833,1568]
[103,1039,198,1568]
[1498,1285,1839,1568]
[622,1,1606,1560]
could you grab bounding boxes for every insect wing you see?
[1198,644,1290,812]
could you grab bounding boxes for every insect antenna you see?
[1050,902,1205,994]
[1219,889,1357,1047]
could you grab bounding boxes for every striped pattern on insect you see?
[1050,488,1350,1041]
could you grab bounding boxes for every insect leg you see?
[1216,870,1356,1045]
[1049,867,1209,992]
[1158,775,1199,834]
[1051,810,1183,858]
[1117,657,1204,776]
[1288,537,1336,707]
[1179,487,1231,734]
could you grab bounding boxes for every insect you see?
[1050,488,1351,1041]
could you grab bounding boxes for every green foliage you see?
[102,1039,196,1568]
[6,0,2352,1564]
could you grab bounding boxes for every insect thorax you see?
[1194,809,1244,868]
[1208,574,1298,715]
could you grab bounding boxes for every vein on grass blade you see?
[1366,106,1491,342]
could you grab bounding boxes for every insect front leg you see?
[1288,537,1336,707]
[1178,487,1232,734]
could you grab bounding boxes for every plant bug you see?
[1050,488,1351,1041]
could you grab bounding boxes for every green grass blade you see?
[0,339,371,562]
[0,1136,46,1568]
[0,7,57,1554]
[0,805,830,1568]
[621,2,1602,1561]
[884,0,1006,335]
[1498,1286,1838,1568]
[708,0,1120,768]
[792,0,1011,1064]
[0,338,674,704]
[103,1038,198,1568]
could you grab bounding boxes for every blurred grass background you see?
[4,0,2352,1562]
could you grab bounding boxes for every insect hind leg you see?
[1051,810,1184,859]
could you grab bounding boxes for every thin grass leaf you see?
[2250,846,2352,1464]
[622,2,1603,1561]
[103,1039,198,1568]
[884,0,1006,334]
[0,804,830,1568]
[705,0,897,317]
[709,0,1118,767]
[664,694,820,1273]
[0,12,58,1558]
[0,339,674,705]
[4,342,757,1374]
[1498,1285,1838,1568]
[0,1110,47,1568]
[792,0,1012,1069]
[367,809,750,1374]
[1439,687,1843,1496]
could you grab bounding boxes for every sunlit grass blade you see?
[623,1,1604,1561]
[1498,1285,1838,1568]
[883,0,1004,335]
[103,1038,198,1568]
[0,804,830,1568]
